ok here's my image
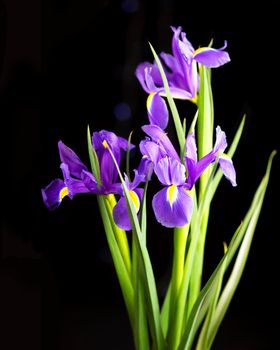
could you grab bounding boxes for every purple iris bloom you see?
[42,141,99,210]
[135,26,230,103]
[92,130,134,193]
[151,126,236,228]
[113,171,144,231]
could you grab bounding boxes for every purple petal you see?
[41,178,68,210]
[60,163,91,196]
[137,156,154,181]
[213,126,227,154]
[81,170,103,193]
[58,141,87,178]
[113,189,143,230]
[159,86,194,100]
[147,93,169,130]
[140,138,167,164]
[154,157,186,186]
[219,154,237,186]
[129,170,146,189]
[186,133,198,162]
[193,42,230,68]
[152,186,193,228]
[113,197,132,230]
[142,125,180,162]
[135,62,154,93]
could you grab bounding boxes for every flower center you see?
[102,140,109,148]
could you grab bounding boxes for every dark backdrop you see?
[1,0,279,349]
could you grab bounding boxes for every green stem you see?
[186,207,210,319]
[97,195,134,327]
[167,224,189,349]
[105,194,132,277]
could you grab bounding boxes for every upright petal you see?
[219,154,237,186]
[60,163,91,196]
[147,93,169,130]
[152,186,193,228]
[154,157,186,186]
[58,141,87,178]
[139,138,166,164]
[193,42,230,68]
[186,133,198,162]
[135,62,154,93]
[213,126,227,154]
[142,125,180,162]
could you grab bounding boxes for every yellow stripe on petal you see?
[146,92,155,111]
[167,184,178,207]
[129,190,140,212]
[59,187,69,201]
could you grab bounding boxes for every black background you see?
[1,0,279,349]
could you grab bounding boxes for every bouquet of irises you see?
[42,26,275,349]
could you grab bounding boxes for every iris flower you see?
[41,141,99,210]
[135,26,230,103]
[42,131,134,210]
[136,26,230,129]
[147,126,236,227]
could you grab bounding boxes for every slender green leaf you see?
[160,283,171,338]
[206,150,276,349]
[195,244,228,350]
[197,65,214,194]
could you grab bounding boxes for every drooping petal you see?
[113,197,132,230]
[219,154,237,186]
[41,178,68,210]
[58,141,87,178]
[113,189,143,230]
[154,157,186,186]
[193,42,230,68]
[152,186,193,228]
[147,93,169,130]
[142,125,180,162]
